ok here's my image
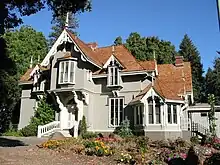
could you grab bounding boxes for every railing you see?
[191,122,210,136]
[37,121,60,138]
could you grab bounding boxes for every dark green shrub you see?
[79,116,87,136]
[81,132,98,139]
[20,123,37,137]
[204,153,220,165]
[190,136,199,144]
[114,119,133,138]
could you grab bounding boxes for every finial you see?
[30,56,33,68]
[65,12,69,29]
[153,50,156,60]
[37,55,40,63]
[112,45,115,54]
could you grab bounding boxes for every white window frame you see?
[107,66,120,86]
[134,105,144,126]
[58,60,76,84]
[148,97,162,125]
[167,104,178,124]
[109,97,124,127]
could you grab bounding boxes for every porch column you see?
[55,95,69,130]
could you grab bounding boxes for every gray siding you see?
[18,89,36,130]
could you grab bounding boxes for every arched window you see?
[148,97,153,124]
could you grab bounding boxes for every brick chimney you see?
[175,56,184,67]
[87,42,98,51]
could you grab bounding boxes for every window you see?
[58,60,76,84]
[155,98,161,124]
[173,105,177,124]
[167,104,178,124]
[148,97,154,124]
[168,104,172,124]
[87,70,92,81]
[201,112,207,117]
[135,105,143,125]
[108,66,119,86]
[109,98,124,126]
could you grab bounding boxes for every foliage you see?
[21,96,55,136]
[114,119,133,138]
[0,0,91,35]
[84,139,114,156]
[4,26,48,76]
[179,34,205,103]
[48,12,78,47]
[190,136,199,144]
[204,153,220,165]
[135,136,149,153]
[81,132,98,139]
[124,32,177,63]
[117,152,135,164]
[114,36,123,46]
[41,140,64,149]
[79,115,87,136]
[2,127,22,137]
[208,94,217,136]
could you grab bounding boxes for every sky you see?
[21,0,220,72]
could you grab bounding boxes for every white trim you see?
[88,130,115,133]
[108,97,124,127]
[107,66,120,87]
[144,130,182,132]
[103,55,124,68]
[58,60,76,84]
[165,99,184,104]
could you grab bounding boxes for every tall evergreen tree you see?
[114,36,123,46]
[49,13,78,47]
[179,34,205,103]
[124,32,177,64]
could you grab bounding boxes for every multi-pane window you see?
[135,105,143,125]
[109,98,124,126]
[58,60,75,84]
[148,97,154,124]
[108,66,119,86]
[167,104,178,124]
[155,98,161,124]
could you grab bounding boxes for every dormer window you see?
[107,59,120,87]
[58,60,76,84]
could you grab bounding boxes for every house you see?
[18,28,194,140]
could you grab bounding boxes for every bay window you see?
[58,60,76,84]
[167,104,178,124]
[109,97,124,126]
[134,105,143,125]
[148,97,161,124]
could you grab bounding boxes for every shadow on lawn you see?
[0,137,27,147]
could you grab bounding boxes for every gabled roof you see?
[20,68,34,82]
[130,62,192,102]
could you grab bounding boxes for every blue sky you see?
[21,0,220,72]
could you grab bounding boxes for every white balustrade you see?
[180,118,191,131]
[37,121,60,138]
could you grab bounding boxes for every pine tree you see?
[48,13,78,47]
[114,36,123,46]
[179,34,205,103]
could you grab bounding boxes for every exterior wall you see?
[190,111,220,137]
[18,89,36,130]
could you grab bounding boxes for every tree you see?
[20,96,55,136]
[124,32,177,64]
[49,13,78,47]
[179,34,205,103]
[114,36,123,46]
[4,26,48,76]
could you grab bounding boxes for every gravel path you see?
[0,136,116,165]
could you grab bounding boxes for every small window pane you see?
[140,106,143,125]
[70,61,74,83]
[119,99,123,124]
[110,99,114,125]
[60,62,64,83]
[110,68,114,85]
[173,105,177,124]
[115,68,118,85]
[155,100,161,124]
[148,99,153,124]
[64,62,68,82]
[168,104,172,124]
[115,99,118,126]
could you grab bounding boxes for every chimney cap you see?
[175,56,184,67]
[87,42,98,51]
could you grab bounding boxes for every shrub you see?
[79,116,87,136]
[204,153,220,165]
[2,129,23,137]
[114,118,133,138]
[41,140,63,149]
[135,136,149,153]
[81,132,98,139]
[190,136,199,144]
[21,96,55,137]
